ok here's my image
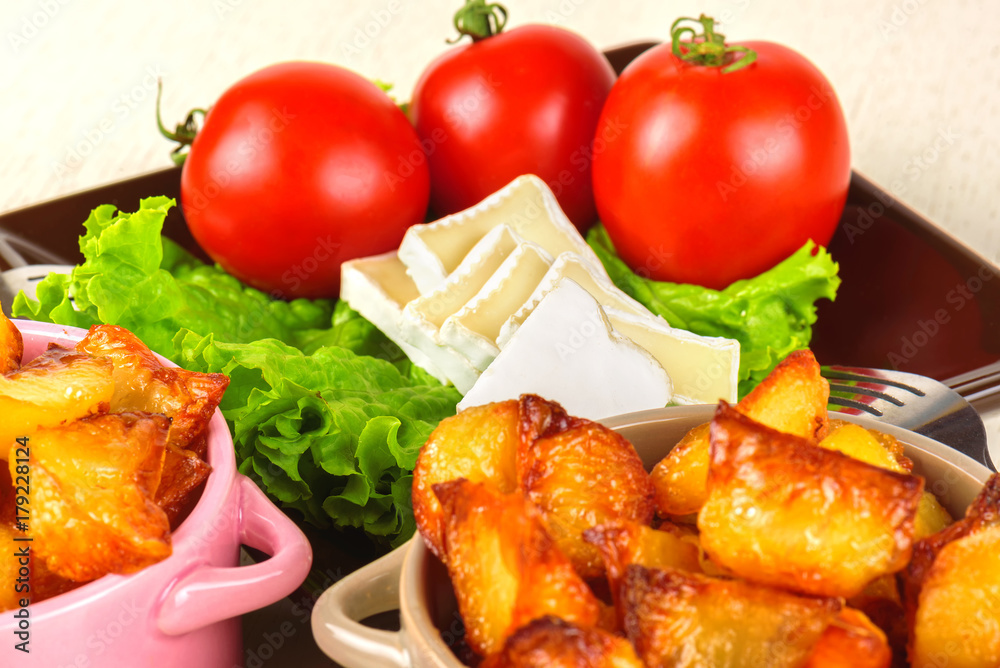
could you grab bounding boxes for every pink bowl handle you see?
[157,475,313,636]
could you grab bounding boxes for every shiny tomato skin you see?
[180,61,429,299]
[410,25,615,232]
[592,41,850,289]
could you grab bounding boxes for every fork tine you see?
[827,395,884,417]
[820,364,993,471]
[821,368,926,396]
[828,383,906,407]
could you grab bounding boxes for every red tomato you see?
[409,24,615,232]
[180,62,429,299]
[592,28,850,289]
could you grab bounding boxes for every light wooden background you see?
[2,0,999,459]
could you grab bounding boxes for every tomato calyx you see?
[670,14,757,74]
[156,80,207,166]
[447,0,508,43]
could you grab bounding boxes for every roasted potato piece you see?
[434,478,601,657]
[847,575,908,660]
[413,400,521,561]
[804,608,892,668]
[736,348,831,440]
[77,324,229,456]
[0,307,22,374]
[25,412,171,581]
[622,564,840,667]
[480,616,644,668]
[156,444,212,529]
[0,345,114,457]
[819,422,951,540]
[825,419,913,472]
[583,520,701,625]
[520,419,655,578]
[903,473,1000,666]
[698,403,923,598]
[651,349,829,517]
[0,466,83,611]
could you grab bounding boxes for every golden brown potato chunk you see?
[846,575,908,660]
[434,478,601,657]
[819,421,951,540]
[904,473,1000,666]
[77,324,229,456]
[622,564,840,667]
[480,616,644,668]
[520,419,655,578]
[583,520,701,627]
[0,308,22,374]
[804,608,892,668]
[23,412,172,582]
[736,348,831,440]
[651,349,829,517]
[155,444,212,530]
[413,400,521,561]
[698,403,923,599]
[0,345,114,457]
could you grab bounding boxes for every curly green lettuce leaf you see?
[13,197,336,359]
[587,225,841,397]
[176,332,460,546]
[13,196,459,546]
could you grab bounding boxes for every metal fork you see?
[822,365,998,471]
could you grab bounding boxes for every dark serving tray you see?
[2,41,999,667]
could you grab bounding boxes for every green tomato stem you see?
[670,14,757,74]
[156,79,208,166]
[448,0,508,44]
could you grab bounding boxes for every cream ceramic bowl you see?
[311,404,993,668]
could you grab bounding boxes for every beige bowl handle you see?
[311,539,411,668]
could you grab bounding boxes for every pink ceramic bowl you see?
[0,320,313,668]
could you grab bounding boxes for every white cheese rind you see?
[439,243,552,371]
[604,306,740,405]
[496,251,651,348]
[458,279,673,420]
[339,252,450,384]
[397,174,606,294]
[398,225,521,391]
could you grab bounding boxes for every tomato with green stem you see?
[592,15,851,289]
[409,0,615,233]
[159,62,430,299]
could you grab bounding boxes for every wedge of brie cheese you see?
[342,174,742,414]
[397,174,606,294]
[339,251,451,384]
[458,278,673,419]
[604,307,739,405]
[438,242,552,370]
[496,251,650,349]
